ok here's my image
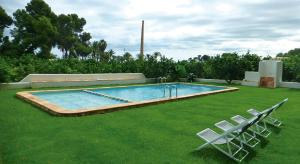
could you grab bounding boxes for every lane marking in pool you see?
[82,90,132,103]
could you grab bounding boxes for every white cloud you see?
[215,3,235,13]
[123,0,202,18]
[1,0,300,60]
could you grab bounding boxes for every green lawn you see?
[0,83,299,164]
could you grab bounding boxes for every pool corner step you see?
[82,90,132,103]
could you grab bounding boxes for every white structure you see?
[242,60,283,88]
[259,60,283,87]
[241,71,260,87]
[1,73,147,89]
[280,81,300,89]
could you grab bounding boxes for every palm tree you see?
[91,39,107,62]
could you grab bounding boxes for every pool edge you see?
[16,83,239,116]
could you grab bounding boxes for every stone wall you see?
[280,82,300,89]
[20,73,146,82]
[195,78,242,84]
[1,73,147,89]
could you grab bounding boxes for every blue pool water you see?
[32,83,225,110]
[32,91,126,110]
[91,84,224,102]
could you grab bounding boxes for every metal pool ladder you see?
[163,84,178,98]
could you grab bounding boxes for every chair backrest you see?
[237,98,288,136]
[197,122,248,147]
[273,98,288,110]
[238,114,264,136]
[259,98,288,120]
[260,107,275,120]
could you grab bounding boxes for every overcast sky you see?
[2,0,300,60]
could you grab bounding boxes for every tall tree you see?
[0,6,13,41]
[240,51,261,71]
[91,41,100,61]
[12,0,57,58]
[56,13,86,58]
[75,32,92,59]
[214,53,242,84]
[91,39,107,62]
[0,6,15,56]
[123,52,133,62]
[103,49,114,63]
[153,52,162,61]
[279,48,300,57]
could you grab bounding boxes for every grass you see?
[0,83,300,163]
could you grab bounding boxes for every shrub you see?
[0,58,13,82]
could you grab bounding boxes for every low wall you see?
[241,81,259,87]
[146,78,157,83]
[280,82,300,89]
[0,82,31,89]
[195,78,242,84]
[20,73,146,82]
[30,79,146,88]
[3,76,299,89]
[1,73,147,89]
[195,78,300,89]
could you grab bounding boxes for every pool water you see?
[32,83,225,110]
[91,84,223,102]
[33,91,126,110]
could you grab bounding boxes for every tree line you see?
[277,48,300,82]
[0,0,299,83]
[0,0,115,60]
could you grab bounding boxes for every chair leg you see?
[211,140,249,162]
[265,116,282,127]
[250,123,271,138]
[242,131,260,147]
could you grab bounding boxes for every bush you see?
[171,65,186,81]
[0,58,13,82]
[187,73,196,82]
[282,55,300,82]
[1,50,299,83]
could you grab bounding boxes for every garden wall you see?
[195,78,242,84]
[0,73,147,89]
[279,82,300,89]
[195,78,300,89]
[1,75,299,89]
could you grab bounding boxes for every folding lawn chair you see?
[230,104,281,138]
[196,115,263,162]
[231,114,271,138]
[215,120,260,148]
[247,98,288,127]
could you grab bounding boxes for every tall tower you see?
[140,20,144,59]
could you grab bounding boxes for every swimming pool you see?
[17,83,238,116]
